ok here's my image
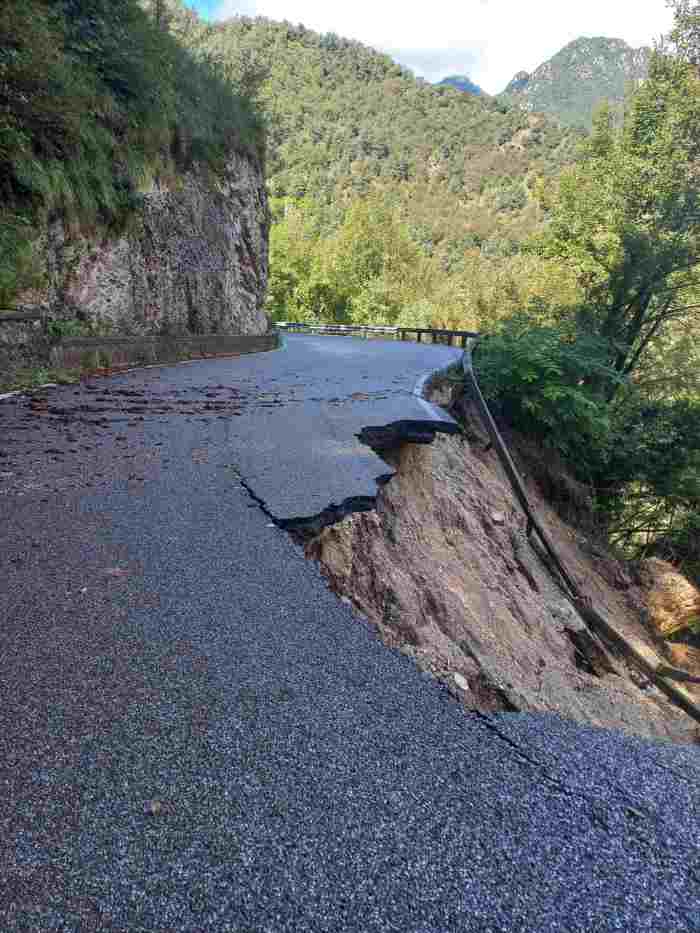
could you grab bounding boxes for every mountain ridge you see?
[500,36,651,128]
[201,14,581,205]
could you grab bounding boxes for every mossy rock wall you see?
[25,150,269,338]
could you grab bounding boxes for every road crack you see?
[231,465,377,540]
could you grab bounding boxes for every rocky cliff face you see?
[23,150,269,337]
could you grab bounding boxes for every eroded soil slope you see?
[307,398,700,745]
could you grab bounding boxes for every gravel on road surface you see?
[1,336,698,932]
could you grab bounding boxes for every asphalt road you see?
[205,333,461,518]
[1,335,698,932]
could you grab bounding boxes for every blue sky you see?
[186,0,675,94]
[188,0,218,15]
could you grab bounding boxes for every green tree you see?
[475,317,618,469]
[531,52,700,397]
[665,1,700,71]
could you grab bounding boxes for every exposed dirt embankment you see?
[306,394,700,745]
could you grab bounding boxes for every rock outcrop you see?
[20,150,269,337]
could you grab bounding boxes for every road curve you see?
[0,335,698,932]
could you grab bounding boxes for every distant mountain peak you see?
[505,71,530,94]
[437,75,486,97]
[501,36,651,129]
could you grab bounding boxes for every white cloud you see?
[213,0,675,93]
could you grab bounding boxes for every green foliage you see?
[601,393,700,583]
[474,317,618,468]
[494,182,528,213]
[530,53,700,391]
[475,44,700,588]
[203,14,585,330]
[0,215,42,307]
[664,1,700,72]
[604,397,700,502]
[46,318,92,340]
[632,314,700,403]
[0,366,80,392]
[267,183,590,332]
[0,0,262,304]
[472,313,700,586]
[200,15,579,206]
[268,195,437,325]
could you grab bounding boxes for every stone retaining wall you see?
[0,319,49,373]
[50,333,279,371]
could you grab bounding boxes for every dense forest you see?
[187,11,585,332]
[202,16,582,204]
[475,7,700,593]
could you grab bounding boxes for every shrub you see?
[0,215,42,306]
[473,315,619,473]
[46,319,90,340]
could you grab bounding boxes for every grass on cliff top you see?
[0,0,264,307]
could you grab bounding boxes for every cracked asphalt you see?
[1,334,699,932]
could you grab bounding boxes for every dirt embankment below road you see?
[305,387,700,745]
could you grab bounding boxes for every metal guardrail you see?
[462,342,700,722]
[462,344,581,598]
[276,321,479,347]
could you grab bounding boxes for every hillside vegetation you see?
[203,16,580,204]
[185,11,584,332]
[0,0,262,307]
[194,4,700,606]
[476,11,700,596]
[501,37,650,129]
